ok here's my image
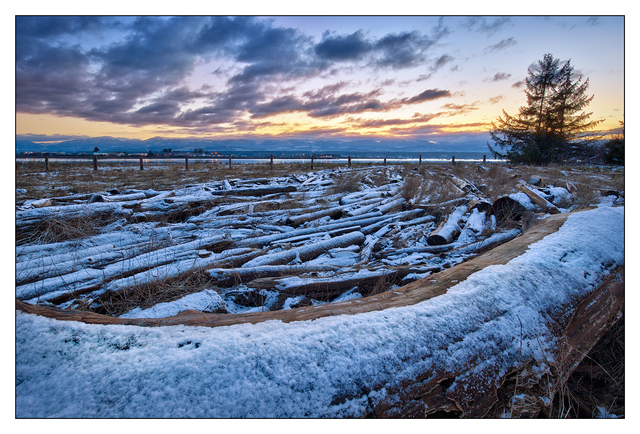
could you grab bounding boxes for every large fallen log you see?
[207,264,343,287]
[246,268,412,301]
[16,207,624,418]
[427,205,467,245]
[209,185,297,196]
[241,231,366,268]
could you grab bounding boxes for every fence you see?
[18,154,493,172]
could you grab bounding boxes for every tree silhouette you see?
[488,53,602,164]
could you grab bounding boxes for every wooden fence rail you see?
[18,154,491,172]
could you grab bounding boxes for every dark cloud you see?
[484,37,517,53]
[431,54,454,72]
[405,89,451,104]
[251,88,387,119]
[374,31,433,68]
[485,72,512,82]
[315,30,373,61]
[512,80,525,88]
[415,54,455,81]
[16,16,111,38]
[16,16,454,131]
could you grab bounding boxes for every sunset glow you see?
[16,15,624,144]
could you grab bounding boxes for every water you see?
[16,157,506,165]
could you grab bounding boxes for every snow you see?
[15,206,624,418]
[120,289,225,319]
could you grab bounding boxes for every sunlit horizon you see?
[16,16,624,144]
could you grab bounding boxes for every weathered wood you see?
[450,175,481,195]
[427,205,467,245]
[285,205,345,227]
[15,209,622,418]
[247,269,409,301]
[209,185,297,197]
[207,264,342,287]
[16,211,573,327]
[519,184,560,214]
[242,231,366,268]
[489,196,527,223]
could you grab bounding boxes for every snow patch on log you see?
[242,231,366,268]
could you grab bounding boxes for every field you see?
[15,159,625,418]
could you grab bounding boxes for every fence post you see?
[419,155,422,165]
[270,154,274,170]
[229,155,232,170]
[311,155,314,170]
[139,157,144,170]
[384,158,386,166]
[45,157,49,172]
[185,157,189,171]
[452,156,456,165]
[348,156,351,168]
[483,154,487,163]
[93,155,98,171]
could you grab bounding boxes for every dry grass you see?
[550,316,625,418]
[330,170,363,194]
[93,267,219,317]
[483,164,517,200]
[400,174,423,202]
[15,161,317,201]
[17,213,119,245]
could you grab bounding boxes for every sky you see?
[15,15,624,143]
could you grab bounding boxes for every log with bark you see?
[489,196,527,223]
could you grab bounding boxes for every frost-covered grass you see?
[15,206,624,417]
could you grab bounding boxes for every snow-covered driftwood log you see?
[16,207,624,418]
[242,231,366,268]
[427,205,468,245]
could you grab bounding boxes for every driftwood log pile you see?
[16,165,624,417]
[16,209,624,417]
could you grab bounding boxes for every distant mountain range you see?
[16,135,493,158]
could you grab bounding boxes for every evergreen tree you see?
[488,53,602,164]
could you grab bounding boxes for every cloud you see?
[586,17,600,26]
[250,88,387,119]
[17,133,92,142]
[16,16,454,132]
[348,113,441,129]
[315,30,372,61]
[465,17,511,36]
[374,31,434,68]
[512,80,525,88]
[485,72,512,82]
[488,95,506,104]
[405,89,451,104]
[440,102,480,116]
[431,54,454,72]
[484,37,517,53]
